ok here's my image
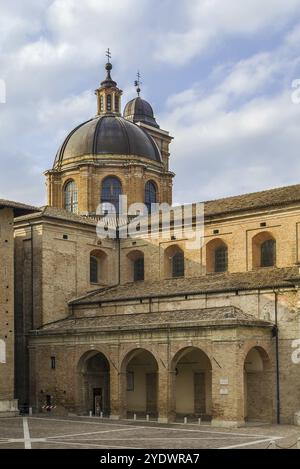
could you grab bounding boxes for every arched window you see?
[145,181,157,214]
[164,245,185,278]
[107,94,112,111]
[134,257,144,281]
[214,246,228,272]
[100,95,104,111]
[64,180,78,214]
[206,239,228,273]
[172,251,184,278]
[114,95,119,112]
[90,256,99,283]
[89,250,107,284]
[101,177,122,214]
[252,232,276,268]
[261,239,276,267]
[127,250,145,282]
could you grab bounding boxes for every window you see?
[145,181,157,214]
[101,177,122,214]
[64,180,78,214]
[107,94,112,111]
[51,357,56,370]
[252,232,276,269]
[90,256,99,283]
[261,239,276,267]
[134,257,144,281]
[115,95,119,112]
[100,95,104,111]
[214,246,228,272]
[172,252,184,278]
[206,239,228,273]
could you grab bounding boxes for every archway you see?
[77,351,110,416]
[172,347,212,421]
[244,346,273,422]
[121,349,158,419]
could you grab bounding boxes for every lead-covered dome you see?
[123,97,159,128]
[54,114,162,168]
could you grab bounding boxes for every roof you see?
[14,205,98,226]
[34,306,273,335]
[124,97,159,128]
[70,266,300,306]
[54,114,162,168]
[0,199,38,217]
[204,183,300,218]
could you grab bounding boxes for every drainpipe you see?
[274,290,281,424]
[116,224,121,285]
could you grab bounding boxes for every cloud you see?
[1,0,300,207]
[162,42,300,204]
[154,0,300,65]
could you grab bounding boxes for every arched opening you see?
[172,347,212,421]
[89,250,107,284]
[252,232,276,268]
[101,177,122,214]
[127,250,145,282]
[244,347,273,422]
[121,349,158,419]
[77,351,110,416]
[64,180,78,214]
[206,238,228,273]
[106,94,112,112]
[145,180,157,214]
[164,245,185,278]
[114,94,119,112]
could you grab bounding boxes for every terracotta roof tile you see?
[70,266,300,305]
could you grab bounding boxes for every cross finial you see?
[106,48,111,63]
[134,70,142,96]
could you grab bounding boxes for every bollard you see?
[29,407,33,416]
[146,414,150,422]
[184,416,187,424]
[89,411,92,417]
[269,440,276,449]
[198,418,201,425]
[100,412,103,419]
[297,438,300,449]
[134,413,137,421]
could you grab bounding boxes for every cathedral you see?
[1,56,300,427]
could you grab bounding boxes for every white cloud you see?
[155,0,300,65]
[1,0,300,206]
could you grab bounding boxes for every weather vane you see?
[134,71,142,96]
[106,48,111,63]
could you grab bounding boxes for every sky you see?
[1,0,300,206]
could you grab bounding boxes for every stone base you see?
[109,414,120,420]
[294,411,300,426]
[211,419,245,428]
[0,399,19,417]
[158,417,169,424]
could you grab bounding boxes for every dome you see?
[123,97,159,128]
[54,114,162,167]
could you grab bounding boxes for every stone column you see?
[211,341,245,427]
[157,367,175,423]
[109,368,125,420]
